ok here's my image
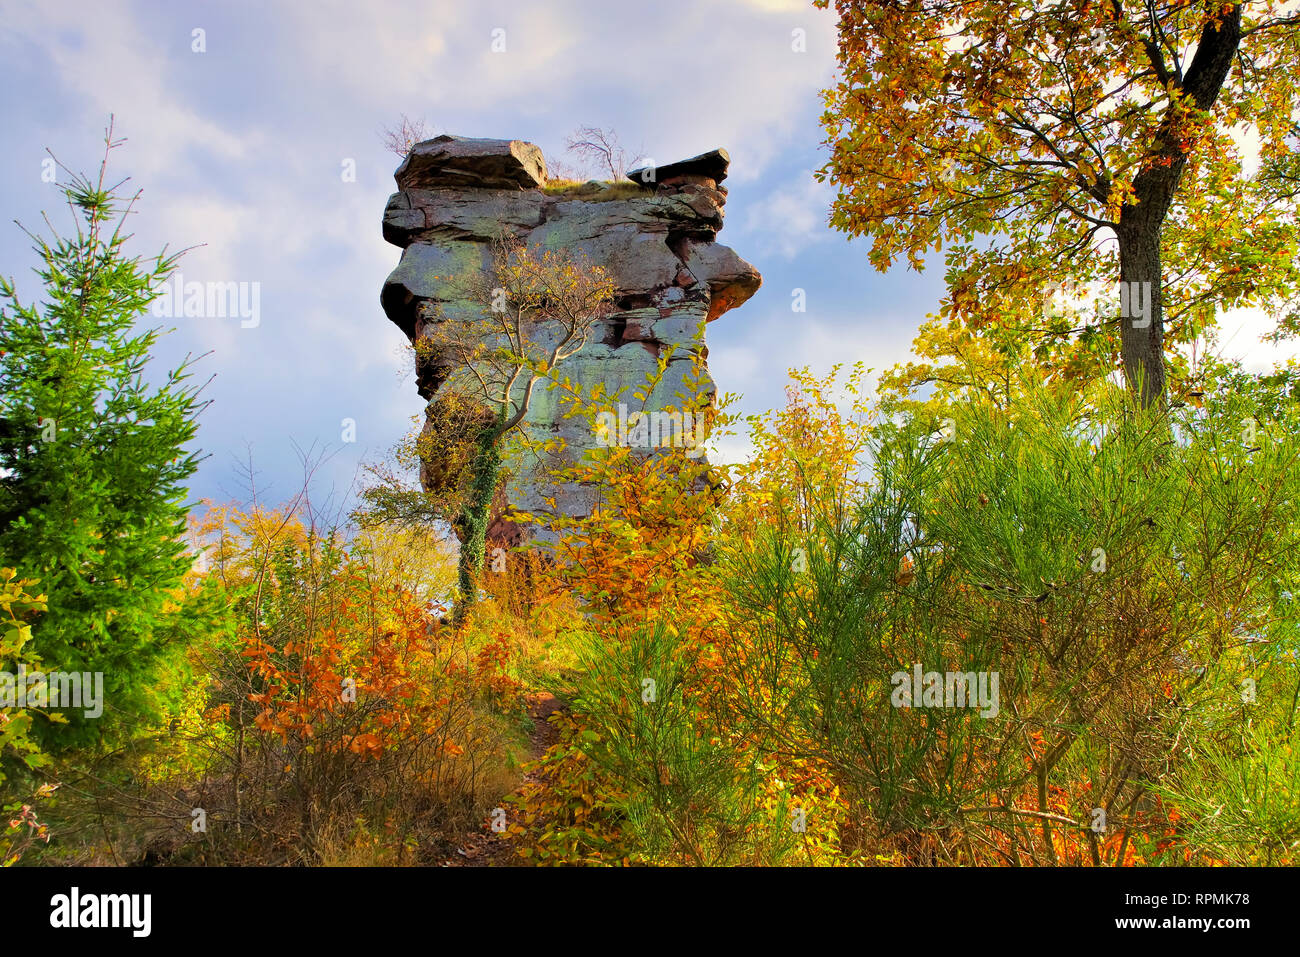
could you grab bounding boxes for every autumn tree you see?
[817,0,1300,408]
[364,237,615,627]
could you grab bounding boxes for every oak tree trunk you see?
[1116,222,1165,409]
[1114,4,1242,408]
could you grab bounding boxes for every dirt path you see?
[440,690,563,866]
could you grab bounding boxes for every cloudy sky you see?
[0,0,1292,516]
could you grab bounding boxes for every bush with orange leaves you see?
[137,502,527,865]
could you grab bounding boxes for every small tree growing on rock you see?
[563,127,644,182]
[380,114,433,158]
[371,237,616,627]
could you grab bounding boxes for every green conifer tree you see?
[0,122,208,750]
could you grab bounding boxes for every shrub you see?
[713,374,1300,864]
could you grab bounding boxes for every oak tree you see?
[817,0,1300,407]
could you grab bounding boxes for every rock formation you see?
[380,134,761,544]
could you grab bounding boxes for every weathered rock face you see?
[381,134,761,544]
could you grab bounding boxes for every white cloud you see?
[743,172,835,258]
[257,0,838,182]
[781,314,916,382]
[1,1,257,183]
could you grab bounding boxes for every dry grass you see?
[541,179,652,202]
